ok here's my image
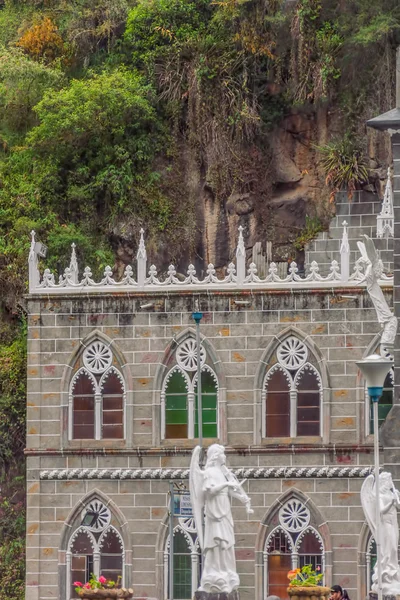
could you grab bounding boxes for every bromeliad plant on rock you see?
[287,565,330,600]
[74,575,133,599]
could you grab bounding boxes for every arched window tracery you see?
[262,499,325,600]
[164,525,201,600]
[263,337,322,438]
[66,500,124,599]
[69,342,125,440]
[161,339,218,440]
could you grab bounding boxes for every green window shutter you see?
[194,370,217,438]
[166,371,188,439]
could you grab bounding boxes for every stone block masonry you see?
[26,286,390,600]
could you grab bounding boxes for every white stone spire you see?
[377,167,394,239]
[236,226,246,284]
[137,228,147,288]
[340,220,350,281]
[69,243,79,284]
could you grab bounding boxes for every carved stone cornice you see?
[39,466,373,480]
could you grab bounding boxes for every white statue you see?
[189,445,253,594]
[361,472,400,594]
[357,235,398,354]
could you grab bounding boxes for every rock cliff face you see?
[120,105,388,278]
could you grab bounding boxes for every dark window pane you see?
[74,372,95,395]
[266,370,290,438]
[71,530,93,554]
[73,374,94,440]
[268,369,290,392]
[297,392,320,408]
[297,407,320,422]
[103,396,123,410]
[169,530,192,600]
[102,425,123,439]
[297,369,320,391]
[267,530,291,553]
[103,410,123,425]
[74,396,95,411]
[102,372,123,395]
[297,421,320,436]
[101,530,122,553]
[73,423,95,439]
[267,415,290,437]
[297,532,321,554]
[167,371,188,394]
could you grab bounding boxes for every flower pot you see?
[78,588,133,600]
[288,586,331,600]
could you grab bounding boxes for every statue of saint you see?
[361,471,400,595]
[189,445,253,594]
[357,235,397,354]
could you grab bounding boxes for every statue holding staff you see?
[189,444,253,594]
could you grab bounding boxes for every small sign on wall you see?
[173,492,193,516]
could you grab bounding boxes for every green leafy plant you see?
[317,134,369,200]
[287,564,323,587]
[293,216,324,251]
[74,574,122,594]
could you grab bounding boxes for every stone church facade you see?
[24,177,398,600]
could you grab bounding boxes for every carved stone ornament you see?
[81,500,111,532]
[279,499,310,532]
[277,337,308,370]
[176,339,206,372]
[83,341,113,374]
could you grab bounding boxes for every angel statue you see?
[357,235,397,355]
[361,471,400,594]
[190,445,253,595]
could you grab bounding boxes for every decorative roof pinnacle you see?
[137,228,147,260]
[236,225,245,257]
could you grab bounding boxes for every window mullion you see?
[95,394,102,440]
[290,389,297,438]
[93,551,100,578]
[188,391,195,439]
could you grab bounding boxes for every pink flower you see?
[83,583,91,589]
[316,567,321,571]
[73,582,83,588]
[98,576,107,584]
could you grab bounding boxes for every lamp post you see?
[192,302,203,448]
[356,354,392,600]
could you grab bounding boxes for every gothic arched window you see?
[69,342,125,440]
[263,499,325,600]
[263,337,322,439]
[165,525,201,600]
[67,500,124,599]
[69,529,95,598]
[162,340,218,440]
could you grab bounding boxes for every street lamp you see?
[356,353,392,600]
[192,302,203,448]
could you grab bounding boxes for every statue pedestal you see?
[195,590,239,600]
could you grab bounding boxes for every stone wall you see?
[26,287,393,600]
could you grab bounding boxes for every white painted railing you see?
[28,225,393,294]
